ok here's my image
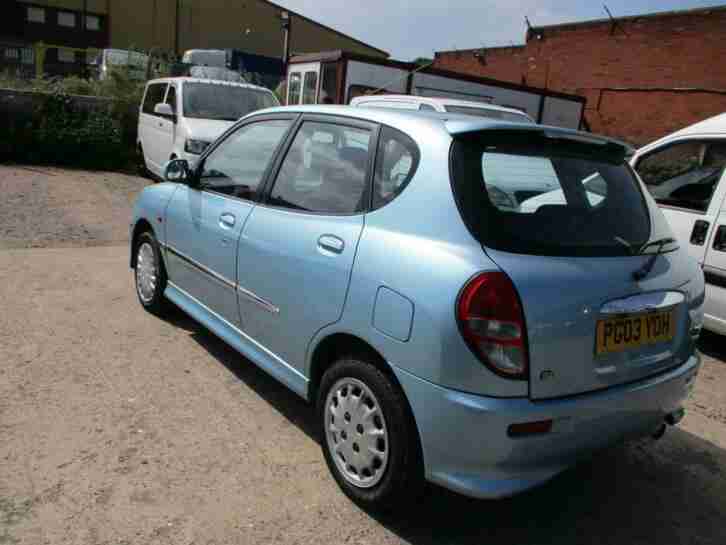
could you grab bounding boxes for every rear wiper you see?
[632,237,677,281]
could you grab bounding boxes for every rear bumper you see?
[393,353,700,499]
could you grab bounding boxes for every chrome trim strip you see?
[167,281,306,383]
[237,285,280,314]
[164,243,279,314]
[600,291,685,315]
[165,243,236,290]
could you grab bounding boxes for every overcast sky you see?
[276,0,723,60]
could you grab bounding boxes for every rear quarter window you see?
[451,131,651,257]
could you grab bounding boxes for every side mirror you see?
[163,158,191,184]
[154,102,174,118]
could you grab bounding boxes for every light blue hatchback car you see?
[130,105,705,510]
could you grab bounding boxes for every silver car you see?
[130,106,704,510]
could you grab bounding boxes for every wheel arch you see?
[130,218,156,269]
[307,330,426,473]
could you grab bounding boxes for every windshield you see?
[450,131,651,257]
[445,105,532,123]
[183,83,279,121]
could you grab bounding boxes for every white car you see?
[137,77,279,178]
[350,94,534,123]
[632,113,726,335]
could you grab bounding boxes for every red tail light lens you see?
[457,272,529,379]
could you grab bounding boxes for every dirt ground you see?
[2,165,726,545]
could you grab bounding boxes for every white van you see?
[137,77,279,177]
[350,95,534,123]
[92,49,149,80]
[632,113,726,335]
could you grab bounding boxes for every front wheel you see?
[317,356,423,511]
[134,231,170,316]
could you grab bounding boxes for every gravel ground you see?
[1,166,726,545]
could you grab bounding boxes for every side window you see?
[269,121,372,214]
[200,119,293,200]
[419,103,436,111]
[165,85,177,114]
[302,72,318,104]
[142,83,167,115]
[636,140,726,213]
[372,127,420,210]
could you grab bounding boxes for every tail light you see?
[457,272,529,380]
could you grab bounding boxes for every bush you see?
[0,70,142,171]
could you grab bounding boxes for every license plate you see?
[596,310,675,356]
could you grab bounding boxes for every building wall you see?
[433,6,726,145]
[11,0,386,60]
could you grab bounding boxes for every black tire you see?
[133,231,170,316]
[317,355,424,511]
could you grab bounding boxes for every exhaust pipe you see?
[651,423,667,440]
[652,408,685,440]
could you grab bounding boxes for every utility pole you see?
[175,0,181,58]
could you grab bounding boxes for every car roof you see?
[351,94,532,118]
[247,105,629,150]
[146,77,273,93]
[641,112,726,151]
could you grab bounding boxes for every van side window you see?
[269,122,372,214]
[142,83,167,115]
[636,140,726,213]
[419,103,436,111]
[372,127,420,210]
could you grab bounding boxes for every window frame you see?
[141,83,168,116]
[258,114,381,217]
[57,10,77,28]
[27,6,46,23]
[194,113,300,204]
[634,137,726,217]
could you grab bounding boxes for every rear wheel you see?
[317,355,423,511]
[134,231,170,316]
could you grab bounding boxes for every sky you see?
[275,0,724,60]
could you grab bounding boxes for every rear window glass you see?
[450,132,651,257]
[444,105,532,123]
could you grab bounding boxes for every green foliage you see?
[0,70,142,171]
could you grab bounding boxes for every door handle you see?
[219,213,236,228]
[691,220,710,245]
[318,235,344,254]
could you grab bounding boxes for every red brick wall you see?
[433,7,726,146]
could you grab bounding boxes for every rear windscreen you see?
[450,132,651,257]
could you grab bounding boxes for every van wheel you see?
[317,355,423,511]
[134,231,170,316]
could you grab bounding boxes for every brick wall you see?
[433,6,726,146]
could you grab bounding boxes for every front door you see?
[287,62,321,105]
[236,116,376,370]
[164,116,296,325]
[139,82,169,176]
[634,138,726,263]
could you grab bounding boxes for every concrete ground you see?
[2,165,726,545]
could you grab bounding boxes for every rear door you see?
[451,130,696,400]
[236,115,376,370]
[138,82,169,175]
[633,138,726,264]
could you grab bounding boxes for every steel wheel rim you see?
[324,377,389,489]
[136,242,157,304]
